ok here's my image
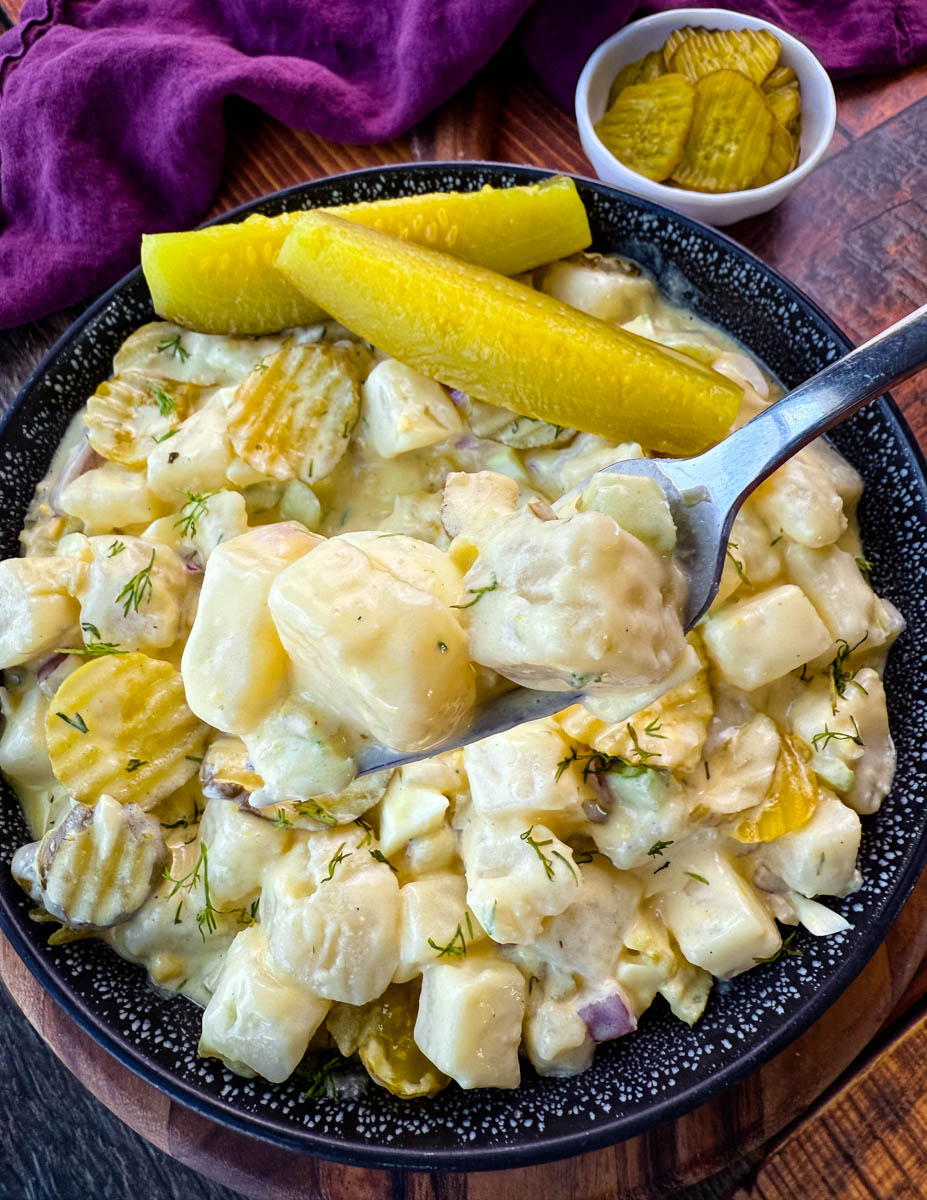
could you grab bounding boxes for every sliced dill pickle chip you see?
[764,71,801,132]
[46,652,209,809]
[226,340,366,483]
[670,27,780,85]
[752,118,795,188]
[84,370,198,466]
[277,212,743,456]
[595,73,696,183]
[607,50,666,108]
[661,26,706,70]
[672,70,773,193]
[764,65,797,90]
[735,735,818,843]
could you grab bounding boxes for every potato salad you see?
[1,251,903,1097]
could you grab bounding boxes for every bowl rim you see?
[1,161,926,1173]
[575,6,838,205]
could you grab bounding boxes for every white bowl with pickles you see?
[575,8,837,226]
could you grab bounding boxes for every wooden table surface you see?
[3,5,927,1198]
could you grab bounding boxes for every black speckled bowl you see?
[2,164,927,1172]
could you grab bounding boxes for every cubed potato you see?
[783,668,895,815]
[523,994,594,1077]
[59,464,170,532]
[73,535,189,652]
[753,448,848,548]
[199,924,330,1083]
[785,542,904,650]
[269,535,474,752]
[414,955,525,1089]
[462,718,588,830]
[361,358,462,458]
[146,399,235,501]
[654,841,780,978]
[465,507,687,691]
[591,767,690,871]
[580,471,676,555]
[539,257,657,324]
[532,860,641,980]
[0,556,80,668]
[378,770,449,858]
[182,522,319,734]
[394,873,472,983]
[441,470,519,539]
[0,685,54,788]
[198,796,292,908]
[702,585,832,690]
[262,851,400,1005]
[757,789,861,898]
[188,490,250,562]
[462,816,580,944]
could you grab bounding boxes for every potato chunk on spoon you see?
[356,301,927,776]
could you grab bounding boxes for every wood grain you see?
[5,867,927,1200]
[3,2,927,1195]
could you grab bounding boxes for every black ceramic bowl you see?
[2,164,926,1172]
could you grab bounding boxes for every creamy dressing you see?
[0,251,902,1093]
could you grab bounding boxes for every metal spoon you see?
[357,302,927,776]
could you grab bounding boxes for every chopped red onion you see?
[48,438,102,513]
[578,989,636,1042]
[36,652,70,684]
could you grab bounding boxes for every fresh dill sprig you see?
[115,548,155,616]
[298,1052,341,1101]
[626,722,659,765]
[725,540,751,587]
[174,491,217,539]
[647,839,674,858]
[369,848,398,873]
[826,633,869,707]
[294,798,337,826]
[643,718,666,739]
[126,758,147,773]
[451,577,499,610]
[855,556,873,579]
[519,826,578,884]
[428,923,468,960]
[274,808,293,829]
[354,817,374,846]
[56,711,88,734]
[812,716,863,750]
[321,842,351,883]
[149,383,176,416]
[685,871,709,885]
[157,334,190,362]
[754,929,802,964]
[152,428,179,444]
[108,541,126,557]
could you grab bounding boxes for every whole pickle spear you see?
[277,212,742,455]
[141,176,592,335]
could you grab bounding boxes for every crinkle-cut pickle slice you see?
[672,70,774,194]
[595,74,696,183]
[607,49,665,107]
[277,212,742,457]
[84,370,197,466]
[764,70,801,132]
[46,652,209,809]
[752,118,795,188]
[140,177,592,335]
[226,340,362,483]
[735,736,818,843]
[661,25,707,70]
[670,27,780,85]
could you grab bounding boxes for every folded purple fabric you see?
[1,0,926,330]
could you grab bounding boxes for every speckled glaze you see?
[1,164,926,1172]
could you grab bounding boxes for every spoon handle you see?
[695,301,927,513]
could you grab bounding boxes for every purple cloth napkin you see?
[2,0,926,330]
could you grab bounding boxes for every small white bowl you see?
[575,8,836,226]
